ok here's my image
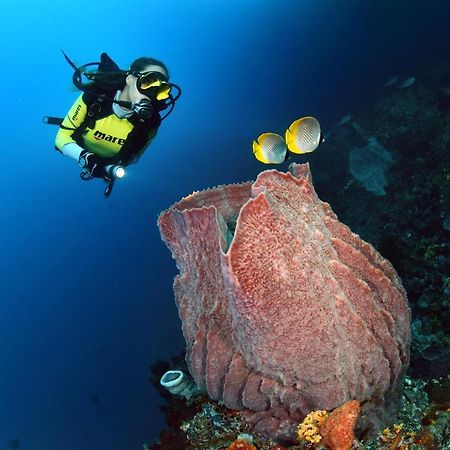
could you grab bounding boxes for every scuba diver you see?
[45,51,181,197]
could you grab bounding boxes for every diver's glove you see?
[78,150,105,178]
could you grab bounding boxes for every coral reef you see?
[146,372,449,449]
[313,64,450,380]
[180,402,250,448]
[363,375,450,450]
[158,163,410,443]
[146,62,450,450]
[146,353,202,449]
[296,401,360,450]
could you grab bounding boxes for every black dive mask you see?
[133,71,172,101]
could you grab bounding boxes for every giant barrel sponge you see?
[158,163,411,443]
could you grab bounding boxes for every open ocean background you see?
[1,1,449,449]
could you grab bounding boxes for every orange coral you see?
[413,429,436,448]
[320,400,360,450]
[227,439,257,450]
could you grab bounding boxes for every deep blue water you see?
[1,1,449,449]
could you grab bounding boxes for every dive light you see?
[104,165,125,179]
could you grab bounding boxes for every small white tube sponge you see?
[160,370,203,400]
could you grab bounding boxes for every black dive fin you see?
[61,50,81,74]
[99,52,121,72]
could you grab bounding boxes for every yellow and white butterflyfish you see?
[252,132,287,164]
[285,116,323,154]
